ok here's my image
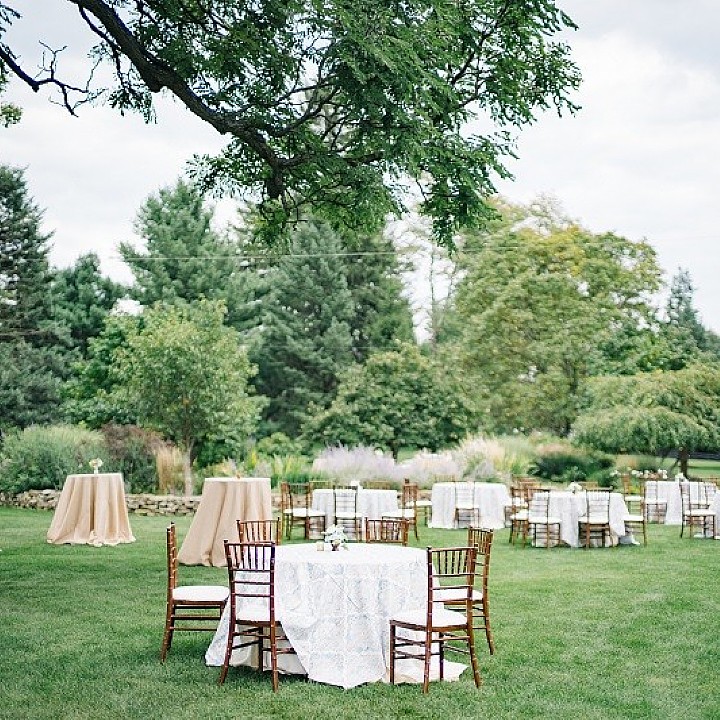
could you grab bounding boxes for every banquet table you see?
[311,487,399,529]
[544,490,630,547]
[178,477,272,567]
[429,481,511,529]
[46,473,135,547]
[205,543,466,689]
[710,493,720,539]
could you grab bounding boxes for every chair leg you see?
[218,619,235,685]
[389,625,396,685]
[160,602,174,662]
[269,625,279,693]
[467,629,482,689]
[422,629,432,694]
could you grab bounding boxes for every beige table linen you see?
[178,477,272,567]
[47,473,135,546]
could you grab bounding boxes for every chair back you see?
[364,518,409,545]
[453,481,476,507]
[427,546,477,619]
[528,488,552,521]
[681,481,714,511]
[400,481,419,510]
[363,479,395,490]
[466,527,493,594]
[333,486,359,516]
[237,519,281,544]
[224,541,276,623]
[585,489,611,520]
[281,481,313,511]
[166,523,179,595]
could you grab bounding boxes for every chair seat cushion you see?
[455,503,479,510]
[578,515,610,524]
[391,606,467,628]
[173,585,229,603]
[383,509,415,519]
[510,510,528,520]
[283,508,324,518]
[623,494,643,503]
[528,515,562,525]
[687,508,715,517]
[624,514,644,522]
[434,587,483,603]
[335,511,363,519]
[415,499,432,508]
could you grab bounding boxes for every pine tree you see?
[0,165,64,429]
[251,221,355,437]
[119,179,256,331]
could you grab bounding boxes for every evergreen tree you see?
[50,253,129,357]
[0,165,65,429]
[251,221,355,437]
[341,232,414,362]
[119,179,257,331]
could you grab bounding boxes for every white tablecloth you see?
[429,482,510,529]
[546,491,630,547]
[312,488,399,528]
[205,543,466,688]
[710,494,720,539]
[644,481,683,525]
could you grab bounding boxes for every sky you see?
[2,1,720,330]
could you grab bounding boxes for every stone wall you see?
[0,489,202,516]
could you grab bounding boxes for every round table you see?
[178,477,272,567]
[205,543,467,688]
[429,481,511,529]
[311,487,399,528]
[46,473,135,547]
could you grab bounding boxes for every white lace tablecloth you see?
[710,494,720,539]
[205,543,466,688]
[429,482,510,529]
[312,488,399,527]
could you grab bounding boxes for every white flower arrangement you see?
[322,525,349,549]
[89,458,104,474]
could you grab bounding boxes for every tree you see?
[111,300,261,493]
[0,165,66,429]
[339,231,414,363]
[306,343,478,458]
[573,364,720,477]
[250,220,356,437]
[63,311,141,428]
[0,66,20,126]
[658,268,720,367]
[1,1,580,245]
[120,179,260,332]
[451,198,663,435]
[50,252,128,356]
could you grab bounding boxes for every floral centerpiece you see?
[88,458,104,474]
[322,525,349,551]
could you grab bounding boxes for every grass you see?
[1,508,719,720]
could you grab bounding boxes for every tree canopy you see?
[111,300,261,492]
[450,199,663,435]
[307,343,478,458]
[573,363,720,476]
[0,0,580,244]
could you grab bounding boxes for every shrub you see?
[255,433,303,458]
[156,445,185,494]
[101,424,163,494]
[0,425,109,494]
[312,446,402,485]
[529,443,613,482]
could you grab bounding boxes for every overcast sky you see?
[2,1,720,330]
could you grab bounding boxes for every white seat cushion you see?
[528,516,562,525]
[335,511,363,519]
[434,587,483,603]
[173,585,229,603]
[510,510,528,520]
[391,606,468,628]
[579,514,610,524]
[383,509,415,519]
[624,514,644,522]
[415,499,432,508]
[284,508,324,518]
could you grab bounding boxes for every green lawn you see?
[1,507,719,720]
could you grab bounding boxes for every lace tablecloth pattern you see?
[205,543,466,688]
